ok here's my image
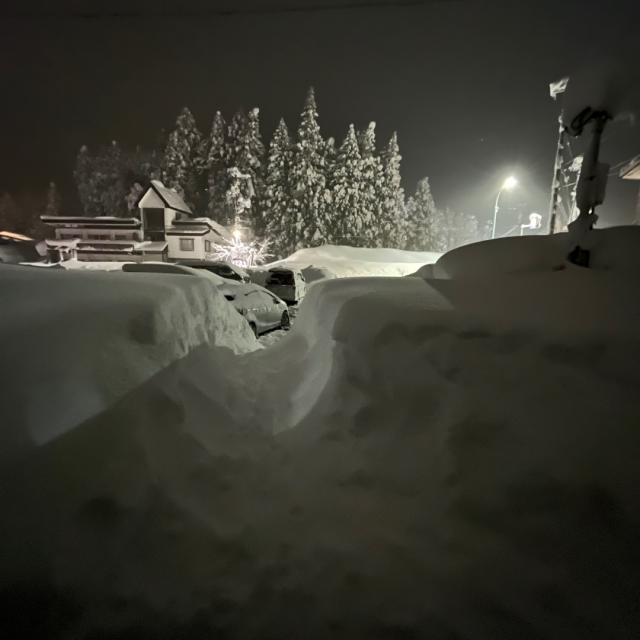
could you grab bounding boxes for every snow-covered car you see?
[219,282,290,336]
[122,262,215,278]
[265,267,306,304]
[123,262,288,336]
[176,260,251,283]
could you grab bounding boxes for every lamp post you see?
[492,176,517,239]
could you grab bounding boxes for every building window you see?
[180,238,195,252]
[115,234,129,241]
[89,234,110,240]
[204,240,211,252]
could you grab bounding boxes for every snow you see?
[433,226,640,279]
[2,228,640,638]
[0,264,257,451]
[62,259,130,270]
[561,57,640,131]
[269,244,441,278]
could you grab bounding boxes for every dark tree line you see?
[0,183,60,239]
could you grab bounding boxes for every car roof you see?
[267,267,299,274]
[179,260,249,276]
[123,262,200,276]
[216,281,283,301]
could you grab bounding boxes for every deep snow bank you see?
[2,230,640,639]
[0,265,256,454]
[433,226,640,279]
[269,244,440,278]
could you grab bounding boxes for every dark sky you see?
[1,0,640,230]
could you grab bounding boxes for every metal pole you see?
[492,188,504,239]
[548,114,565,234]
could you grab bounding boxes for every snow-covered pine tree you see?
[160,106,202,210]
[98,141,127,217]
[45,182,61,216]
[236,107,266,234]
[328,124,364,246]
[225,109,248,169]
[356,122,384,247]
[263,119,295,259]
[289,88,328,248]
[430,208,479,252]
[74,145,101,217]
[222,109,251,226]
[203,111,230,225]
[322,137,337,179]
[379,132,405,248]
[404,177,438,251]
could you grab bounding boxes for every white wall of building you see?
[167,235,206,260]
[56,228,141,242]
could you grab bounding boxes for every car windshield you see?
[208,265,239,279]
[268,272,294,285]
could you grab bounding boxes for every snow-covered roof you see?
[148,180,193,215]
[172,217,232,240]
[135,241,168,252]
[77,240,168,252]
[41,216,141,228]
[166,225,210,236]
[46,238,80,248]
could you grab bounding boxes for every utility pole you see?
[548,77,569,234]
[548,115,566,234]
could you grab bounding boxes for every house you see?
[42,180,232,263]
[620,156,640,223]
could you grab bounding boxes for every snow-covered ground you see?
[2,229,640,639]
[267,244,441,279]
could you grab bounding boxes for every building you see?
[620,156,640,223]
[42,180,232,263]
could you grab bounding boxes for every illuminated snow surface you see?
[1,230,640,639]
[267,243,441,278]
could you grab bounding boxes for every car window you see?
[267,272,294,286]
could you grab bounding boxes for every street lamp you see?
[492,177,518,239]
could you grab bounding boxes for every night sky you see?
[1,0,640,231]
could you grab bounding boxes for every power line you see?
[0,0,465,19]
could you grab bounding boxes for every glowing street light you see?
[233,229,241,239]
[492,176,518,239]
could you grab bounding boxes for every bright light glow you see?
[503,176,518,189]
[210,236,270,268]
[233,229,241,239]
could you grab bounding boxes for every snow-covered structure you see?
[42,180,232,263]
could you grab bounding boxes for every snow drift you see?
[433,226,640,279]
[2,229,640,639]
[0,264,256,455]
[269,244,440,278]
